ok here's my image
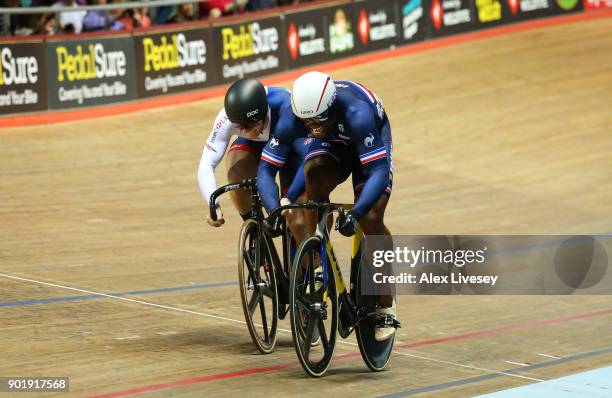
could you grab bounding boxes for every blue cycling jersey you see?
[286,80,393,218]
[257,87,310,213]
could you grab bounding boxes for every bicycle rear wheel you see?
[289,236,337,377]
[353,258,394,371]
[238,219,278,354]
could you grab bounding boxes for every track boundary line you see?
[0,272,247,326]
[379,346,612,398]
[2,272,612,397]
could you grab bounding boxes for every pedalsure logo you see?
[47,38,135,109]
[136,29,213,97]
[221,22,278,61]
[56,43,126,82]
[0,47,39,86]
[214,18,284,81]
[0,44,46,112]
[142,33,206,72]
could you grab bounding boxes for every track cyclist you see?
[289,71,399,341]
[197,78,308,240]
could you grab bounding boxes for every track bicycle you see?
[208,178,296,354]
[286,202,398,377]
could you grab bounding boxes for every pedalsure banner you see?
[46,35,136,109]
[213,16,286,83]
[0,0,594,116]
[134,27,216,98]
[354,0,403,51]
[0,41,47,114]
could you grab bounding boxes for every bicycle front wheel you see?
[289,236,337,377]
[238,219,278,354]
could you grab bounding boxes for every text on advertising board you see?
[56,44,126,82]
[330,9,355,53]
[476,0,502,22]
[287,22,325,60]
[221,22,278,60]
[0,47,38,86]
[143,33,206,72]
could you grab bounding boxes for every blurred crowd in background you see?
[1,0,318,36]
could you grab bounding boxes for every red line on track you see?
[2,9,612,128]
[90,306,612,398]
[398,307,612,349]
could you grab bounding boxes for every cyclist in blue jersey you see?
[287,71,398,341]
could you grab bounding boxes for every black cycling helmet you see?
[224,78,268,126]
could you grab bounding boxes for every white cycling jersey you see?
[197,107,271,205]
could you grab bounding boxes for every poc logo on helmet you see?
[246,109,259,117]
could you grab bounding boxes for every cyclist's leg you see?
[353,121,397,340]
[226,138,265,219]
[279,159,308,246]
[304,141,351,234]
[355,115,394,306]
[355,191,393,306]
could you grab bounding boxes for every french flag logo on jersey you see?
[360,147,387,164]
[349,81,376,104]
[261,150,285,167]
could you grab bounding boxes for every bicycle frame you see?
[209,179,293,306]
[311,205,362,331]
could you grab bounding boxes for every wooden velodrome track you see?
[1,14,612,398]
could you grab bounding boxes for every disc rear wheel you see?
[354,261,394,371]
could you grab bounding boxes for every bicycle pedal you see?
[375,314,401,329]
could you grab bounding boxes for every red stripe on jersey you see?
[353,82,375,103]
[361,152,386,164]
[229,143,260,156]
[261,154,284,167]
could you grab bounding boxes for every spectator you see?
[170,3,195,23]
[199,0,246,18]
[246,0,275,11]
[82,0,114,31]
[151,5,174,24]
[32,13,56,35]
[52,0,86,33]
[111,0,151,30]
[62,22,76,33]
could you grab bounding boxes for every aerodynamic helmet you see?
[291,71,337,122]
[224,78,268,126]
